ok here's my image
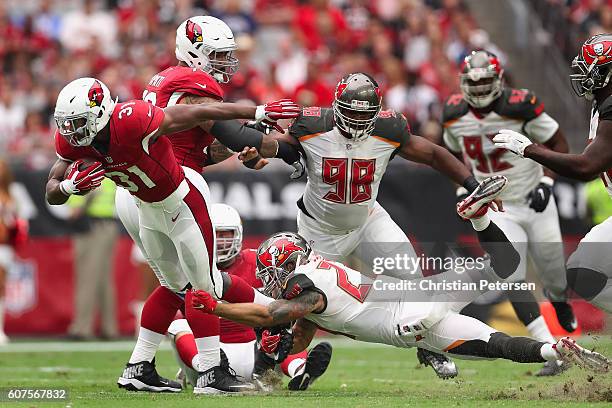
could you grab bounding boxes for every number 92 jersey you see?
[289,107,410,232]
[55,100,185,203]
[442,88,559,202]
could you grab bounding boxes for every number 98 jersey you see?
[442,88,559,202]
[289,107,410,232]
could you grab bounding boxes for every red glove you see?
[259,329,281,354]
[60,160,105,196]
[191,289,218,313]
[255,99,301,133]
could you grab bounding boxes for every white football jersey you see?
[290,107,410,232]
[283,258,401,346]
[443,88,559,202]
[588,97,612,199]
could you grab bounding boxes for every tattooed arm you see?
[178,94,220,131]
[211,290,325,327]
[291,318,318,353]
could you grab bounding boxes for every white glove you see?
[492,129,533,157]
[289,158,305,179]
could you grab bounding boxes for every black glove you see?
[526,177,553,213]
[255,325,294,364]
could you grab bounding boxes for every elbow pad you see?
[210,120,264,152]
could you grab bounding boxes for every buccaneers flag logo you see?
[186,19,203,44]
[583,41,612,65]
[88,80,104,108]
[258,239,303,268]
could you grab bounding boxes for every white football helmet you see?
[211,203,243,263]
[175,16,239,84]
[54,78,116,147]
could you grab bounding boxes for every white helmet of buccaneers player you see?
[54,77,116,147]
[211,203,243,264]
[460,50,504,108]
[175,16,239,84]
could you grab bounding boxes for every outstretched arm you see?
[196,290,325,327]
[495,122,612,181]
[524,123,612,181]
[159,102,257,135]
[399,134,473,185]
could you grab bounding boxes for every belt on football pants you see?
[297,196,315,220]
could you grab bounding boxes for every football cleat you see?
[193,365,256,394]
[457,175,508,220]
[553,337,610,373]
[288,342,333,391]
[417,348,458,379]
[535,360,570,377]
[543,290,578,333]
[117,358,182,392]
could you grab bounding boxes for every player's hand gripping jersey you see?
[289,107,410,232]
[442,88,559,201]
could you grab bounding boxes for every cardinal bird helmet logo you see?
[186,19,204,44]
[87,80,104,108]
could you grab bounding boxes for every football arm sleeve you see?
[210,120,301,164]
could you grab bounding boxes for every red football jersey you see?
[55,100,185,202]
[144,66,224,172]
[220,249,263,344]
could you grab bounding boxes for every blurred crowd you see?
[0,0,505,169]
[531,0,612,60]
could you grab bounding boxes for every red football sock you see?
[175,333,198,369]
[184,290,221,370]
[221,274,255,303]
[141,286,184,334]
[280,350,308,377]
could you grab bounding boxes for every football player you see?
[442,50,574,376]
[493,33,612,314]
[46,77,299,394]
[167,203,333,391]
[280,72,487,378]
[190,178,611,375]
[115,16,303,394]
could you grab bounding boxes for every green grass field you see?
[0,337,610,408]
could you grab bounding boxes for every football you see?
[63,159,100,180]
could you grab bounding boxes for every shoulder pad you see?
[170,68,224,100]
[281,272,316,300]
[289,107,334,140]
[371,110,411,148]
[442,94,469,125]
[494,88,544,121]
[598,94,612,120]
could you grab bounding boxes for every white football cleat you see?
[553,337,610,373]
[457,175,508,220]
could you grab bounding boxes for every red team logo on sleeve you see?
[88,80,104,107]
